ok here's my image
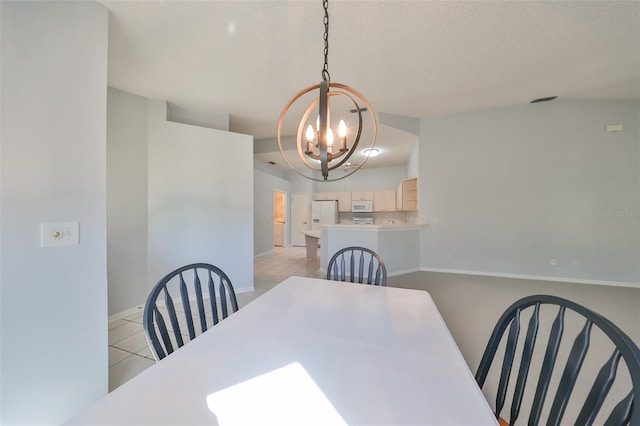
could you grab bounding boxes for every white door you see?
[291,192,311,246]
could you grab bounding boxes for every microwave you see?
[351,200,373,213]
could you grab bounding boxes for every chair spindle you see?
[547,319,592,425]
[510,302,541,424]
[496,308,521,418]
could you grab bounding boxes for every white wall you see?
[147,101,254,294]
[406,142,419,180]
[314,166,408,192]
[0,2,108,423]
[107,88,148,315]
[254,161,291,256]
[420,100,639,284]
[388,270,640,424]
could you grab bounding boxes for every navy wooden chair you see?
[326,246,387,286]
[143,263,238,361]
[476,295,640,426]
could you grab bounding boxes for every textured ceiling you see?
[100,0,640,167]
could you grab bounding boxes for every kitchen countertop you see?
[301,230,321,238]
[323,223,427,230]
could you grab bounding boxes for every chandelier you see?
[277,0,377,182]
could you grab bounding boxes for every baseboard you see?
[109,305,144,323]
[419,268,640,289]
[388,268,421,278]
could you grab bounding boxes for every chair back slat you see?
[575,350,621,425]
[349,251,355,282]
[326,246,387,287]
[547,320,592,425]
[367,256,374,284]
[358,251,365,283]
[510,302,540,424]
[496,308,521,418]
[143,263,239,360]
[605,391,634,425]
[193,272,207,333]
[219,280,228,318]
[179,273,196,340]
[529,305,565,424]
[476,295,640,426]
[208,271,219,325]
[163,285,184,347]
[152,306,172,356]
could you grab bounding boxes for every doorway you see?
[273,190,286,247]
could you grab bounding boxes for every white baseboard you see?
[109,305,144,323]
[418,267,640,289]
[388,268,421,278]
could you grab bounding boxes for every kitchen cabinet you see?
[337,192,352,212]
[315,192,338,201]
[373,190,396,212]
[397,178,418,211]
[351,191,374,201]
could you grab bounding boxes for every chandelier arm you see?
[296,97,322,166]
[324,89,363,171]
[326,83,378,172]
[277,83,322,172]
[319,80,329,180]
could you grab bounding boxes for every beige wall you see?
[389,271,640,423]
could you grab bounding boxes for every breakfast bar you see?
[320,223,426,275]
[301,230,321,258]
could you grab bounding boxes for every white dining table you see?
[68,276,497,425]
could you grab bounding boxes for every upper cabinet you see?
[337,192,352,212]
[373,190,396,212]
[315,192,337,201]
[351,191,374,201]
[316,191,351,212]
[315,181,416,213]
[397,177,418,211]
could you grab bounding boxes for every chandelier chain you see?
[322,0,330,82]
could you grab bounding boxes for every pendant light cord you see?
[322,0,330,82]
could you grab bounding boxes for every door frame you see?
[273,189,288,247]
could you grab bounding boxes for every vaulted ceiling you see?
[100,0,639,168]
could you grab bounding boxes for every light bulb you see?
[316,115,320,131]
[306,125,314,142]
[327,128,334,147]
[338,120,347,138]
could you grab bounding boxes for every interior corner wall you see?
[419,100,640,284]
[406,142,419,179]
[107,88,148,315]
[313,166,408,192]
[0,1,109,424]
[254,168,291,256]
[147,101,255,294]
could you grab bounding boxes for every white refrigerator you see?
[311,200,339,231]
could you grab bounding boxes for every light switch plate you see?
[41,222,79,247]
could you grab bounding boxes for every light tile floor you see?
[108,246,323,391]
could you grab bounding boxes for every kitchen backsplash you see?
[338,211,414,225]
